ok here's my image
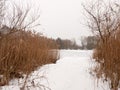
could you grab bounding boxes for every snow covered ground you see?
[1,50,111,90]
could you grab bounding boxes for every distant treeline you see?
[56,38,81,49]
[80,36,98,50]
[54,36,98,50]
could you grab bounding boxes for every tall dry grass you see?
[83,0,120,89]
[93,30,120,90]
[0,29,59,86]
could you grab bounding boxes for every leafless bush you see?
[84,0,120,90]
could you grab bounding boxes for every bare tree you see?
[0,0,41,86]
[83,0,120,42]
[0,0,40,37]
[83,0,120,90]
[0,0,5,27]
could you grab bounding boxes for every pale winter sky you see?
[11,0,92,41]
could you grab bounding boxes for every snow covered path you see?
[45,50,94,90]
[1,50,110,90]
[39,50,109,90]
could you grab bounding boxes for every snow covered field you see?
[1,50,111,90]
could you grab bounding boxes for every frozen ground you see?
[1,50,111,90]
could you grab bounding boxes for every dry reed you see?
[93,30,120,90]
[0,29,59,86]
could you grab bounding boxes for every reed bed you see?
[0,29,59,86]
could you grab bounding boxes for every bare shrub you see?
[0,0,59,87]
[84,0,120,90]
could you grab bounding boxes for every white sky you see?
[39,0,92,40]
[11,0,92,41]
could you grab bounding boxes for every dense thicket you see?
[84,0,120,90]
[0,0,59,87]
[0,29,59,85]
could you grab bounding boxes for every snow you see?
[1,50,111,90]
[0,86,20,90]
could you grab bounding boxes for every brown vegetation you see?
[93,31,120,90]
[0,0,59,87]
[0,29,59,86]
[84,0,120,90]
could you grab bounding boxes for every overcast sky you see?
[12,0,92,41]
[39,0,92,39]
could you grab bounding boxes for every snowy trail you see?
[39,50,109,90]
[1,50,110,90]
[46,58,93,90]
